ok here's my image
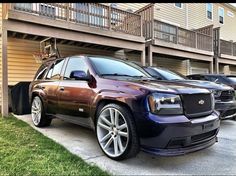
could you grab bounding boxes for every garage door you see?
[190,67,209,74]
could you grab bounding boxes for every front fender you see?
[90,89,149,121]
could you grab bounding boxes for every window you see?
[40,3,56,17]
[14,3,32,10]
[175,3,182,8]
[206,3,213,20]
[46,64,54,79]
[64,57,89,80]
[45,59,65,80]
[51,59,65,80]
[218,7,224,24]
[75,3,89,23]
[89,56,149,77]
[34,62,51,80]
[227,11,234,18]
[75,3,104,26]
[227,76,236,83]
[110,3,118,25]
[206,76,227,84]
[150,68,186,81]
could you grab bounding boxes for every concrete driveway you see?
[15,114,236,175]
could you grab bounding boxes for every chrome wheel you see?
[31,96,42,126]
[97,107,129,158]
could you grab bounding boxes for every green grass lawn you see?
[0,115,109,176]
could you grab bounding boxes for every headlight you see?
[148,93,183,115]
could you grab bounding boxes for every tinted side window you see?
[64,57,89,80]
[46,63,54,79]
[207,76,227,84]
[35,62,51,80]
[51,59,65,80]
[46,59,65,80]
[144,68,159,76]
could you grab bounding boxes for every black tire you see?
[31,96,52,127]
[96,103,140,160]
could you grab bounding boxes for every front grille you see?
[219,90,235,102]
[181,94,212,118]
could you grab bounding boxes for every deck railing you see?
[136,3,213,52]
[220,39,236,56]
[153,20,213,51]
[8,3,142,36]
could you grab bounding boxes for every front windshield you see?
[227,76,236,83]
[89,56,151,78]
[153,68,186,80]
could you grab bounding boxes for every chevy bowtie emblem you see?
[198,100,205,105]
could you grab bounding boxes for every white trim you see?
[174,3,183,9]
[206,3,213,21]
[218,6,225,25]
[160,19,180,27]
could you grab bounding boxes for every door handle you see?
[59,86,64,91]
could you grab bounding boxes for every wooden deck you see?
[135,3,214,67]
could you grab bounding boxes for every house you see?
[0,3,236,117]
[110,3,236,75]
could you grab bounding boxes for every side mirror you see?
[70,70,90,81]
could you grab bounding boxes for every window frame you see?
[50,59,66,80]
[44,58,65,80]
[174,3,183,9]
[227,10,234,18]
[218,7,224,25]
[206,3,213,21]
[34,61,52,81]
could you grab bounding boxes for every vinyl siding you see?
[154,3,186,27]
[188,3,236,41]
[109,3,187,28]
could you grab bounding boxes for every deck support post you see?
[1,27,8,117]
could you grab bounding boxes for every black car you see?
[143,66,236,120]
[187,74,236,90]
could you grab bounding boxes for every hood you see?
[171,79,233,91]
[102,77,211,95]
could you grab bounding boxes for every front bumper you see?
[134,111,220,156]
[215,101,236,119]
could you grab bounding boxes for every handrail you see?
[153,20,213,51]
[9,3,142,37]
